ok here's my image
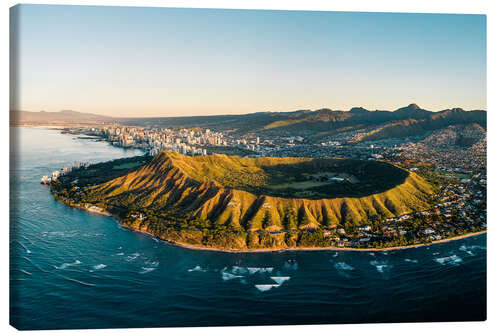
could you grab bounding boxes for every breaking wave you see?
[139,261,159,274]
[247,267,274,274]
[404,259,419,263]
[221,272,244,281]
[255,284,280,292]
[125,253,140,262]
[188,265,206,272]
[139,267,157,274]
[434,255,463,266]
[54,260,81,270]
[459,245,485,256]
[270,276,290,285]
[370,260,392,273]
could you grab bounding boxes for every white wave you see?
[370,260,392,273]
[92,264,107,270]
[434,254,463,266]
[335,262,355,271]
[375,265,389,273]
[247,267,259,274]
[139,267,156,274]
[221,272,244,281]
[369,252,375,256]
[459,245,474,256]
[188,265,206,272]
[433,252,440,255]
[255,284,280,292]
[404,259,419,263]
[248,267,274,274]
[459,245,485,256]
[125,253,140,261]
[54,260,81,270]
[116,252,124,256]
[332,252,339,258]
[270,276,290,285]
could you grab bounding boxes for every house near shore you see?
[424,228,435,235]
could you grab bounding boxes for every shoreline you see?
[145,230,487,253]
[72,203,486,253]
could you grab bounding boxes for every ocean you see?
[10,127,486,330]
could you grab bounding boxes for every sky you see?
[11,4,486,117]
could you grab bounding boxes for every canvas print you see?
[9,4,486,330]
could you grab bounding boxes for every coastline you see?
[72,202,486,253]
[146,230,487,253]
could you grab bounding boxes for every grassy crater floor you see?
[166,153,410,199]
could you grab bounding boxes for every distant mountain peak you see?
[59,109,82,115]
[396,103,422,112]
[349,107,370,114]
[10,109,112,125]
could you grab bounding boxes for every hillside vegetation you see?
[59,151,436,250]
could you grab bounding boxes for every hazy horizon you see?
[11,5,486,117]
[11,101,487,119]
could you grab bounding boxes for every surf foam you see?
[54,260,81,270]
[404,259,419,263]
[434,254,463,266]
[188,265,206,272]
[247,267,274,274]
[270,276,290,285]
[255,284,280,292]
[221,272,244,280]
[370,260,392,273]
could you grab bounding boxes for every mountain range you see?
[119,104,487,141]
[11,104,486,143]
[10,110,113,124]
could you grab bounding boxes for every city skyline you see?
[11,4,486,117]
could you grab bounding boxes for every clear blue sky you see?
[12,4,486,116]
